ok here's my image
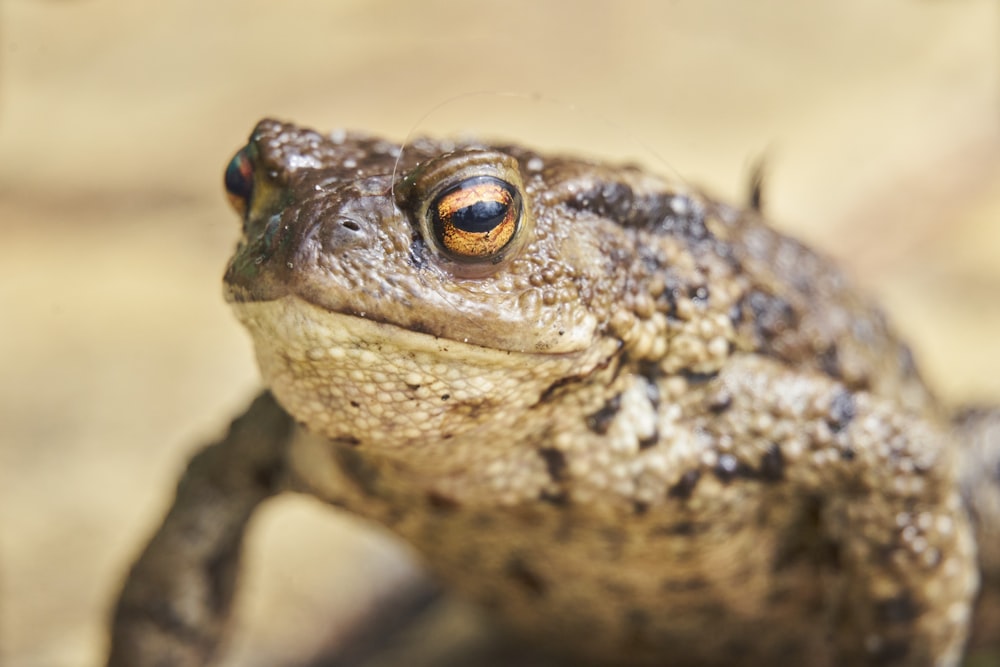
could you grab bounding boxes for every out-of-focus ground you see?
[0,1,997,665]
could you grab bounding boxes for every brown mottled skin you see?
[108,119,1000,667]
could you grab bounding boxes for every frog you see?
[107,118,1000,667]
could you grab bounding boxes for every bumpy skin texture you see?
[108,119,1000,667]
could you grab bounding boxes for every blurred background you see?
[1,1,997,665]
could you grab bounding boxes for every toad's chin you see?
[229,295,619,448]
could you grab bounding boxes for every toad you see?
[107,119,1000,666]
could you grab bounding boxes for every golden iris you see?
[430,176,521,261]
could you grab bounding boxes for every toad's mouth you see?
[230,294,566,366]
[224,248,600,355]
[228,295,620,445]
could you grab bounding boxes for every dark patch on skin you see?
[448,398,497,419]
[568,184,717,251]
[876,592,920,624]
[400,319,436,338]
[633,500,650,516]
[653,521,703,537]
[333,435,361,447]
[515,508,549,530]
[707,390,733,414]
[714,453,755,483]
[426,491,460,512]
[661,576,709,592]
[440,393,450,401]
[740,289,797,345]
[333,446,380,497]
[567,182,677,234]
[539,490,569,507]
[667,469,702,499]
[712,235,741,271]
[680,369,720,385]
[828,390,856,433]
[841,447,856,461]
[643,374,661,407]
[728,302,744,327]
[586,393,623,435]
[658,197,713,245]
[692,601,732,621]
[538,375,580,404]
[660,286,682,320]
[538,448,567,482]
[771,497,842,574]
[505,556,547,597]
[871,640,911,664]
[758,444,785,482]
[638,429,659,451]
[689,285,709,304]
[348,401,360,408]
[819,345,842,380]
[565,181,636,223]
[405,383,421,391]
[636,360,663,404]
[407,237,428,269]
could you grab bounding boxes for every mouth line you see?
[229,295,587,373]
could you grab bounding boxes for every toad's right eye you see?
[224,147,254,217]
[429,176,521,262]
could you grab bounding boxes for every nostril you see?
[340,219,361,232]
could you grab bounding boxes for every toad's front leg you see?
[107,392,295,667]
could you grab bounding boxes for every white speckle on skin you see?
[669,195,690,216]
[287,153,323,170]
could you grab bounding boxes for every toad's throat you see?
[229,296,619,447]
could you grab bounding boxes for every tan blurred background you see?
[0,1,998,665]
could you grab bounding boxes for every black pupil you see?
[225,150,253,200]
[451,199,507,234]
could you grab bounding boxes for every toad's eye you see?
[224,147,254,217]
[429,176,522,262]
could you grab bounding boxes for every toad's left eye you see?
[224,147,255,217]
[429,176,522,262]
